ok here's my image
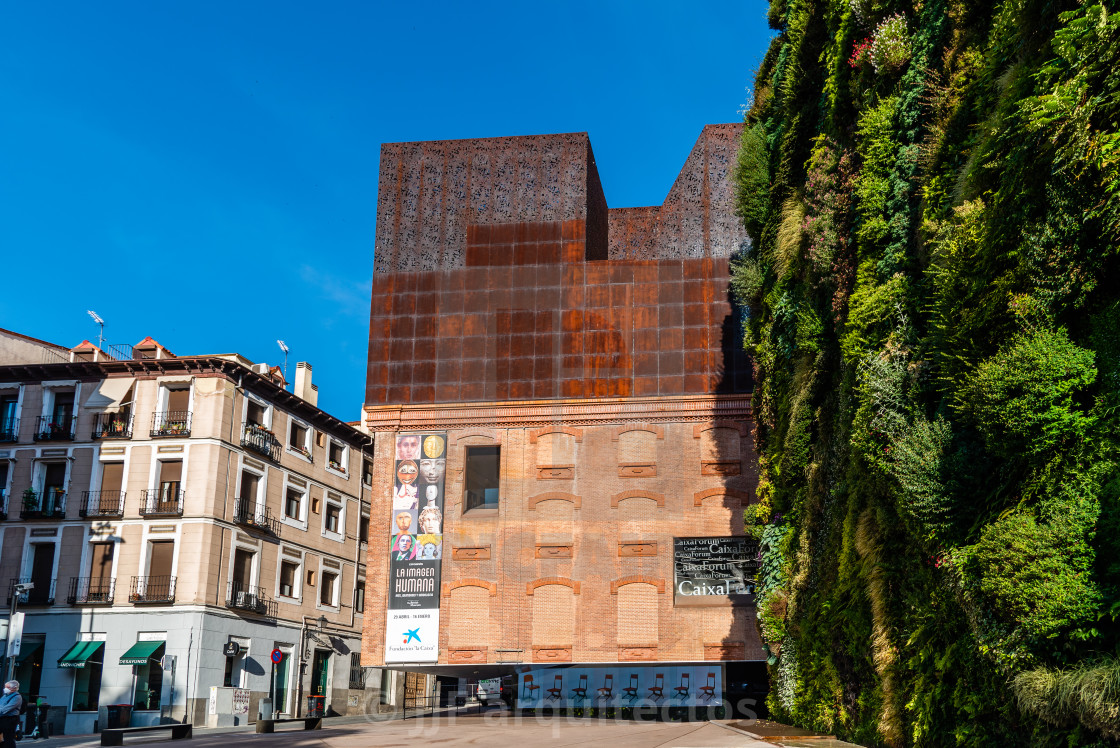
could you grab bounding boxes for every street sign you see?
[223,642,241,657]
[270,648,283,664]
[6,612,24,658]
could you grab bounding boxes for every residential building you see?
[0,330,390,734]
[360,127,765,708]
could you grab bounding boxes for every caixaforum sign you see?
[384,432,446,663]
[673,537,760,604]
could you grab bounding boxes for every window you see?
[245,399,267,427]
[464,446,500,512]
[320,571,338,607]
[324,502,341,534]
[284,487,304,520]
[231,548,255,590]
[153,386,191,436]
[36,461,67,516]
[279,559,299,598]
[0,461,9,514]
[288,420,310,457]
[349,653,365,689]
[0,393,17,441]
[354,581,365,613]
[362,458,373,486]
[238,471,260,507]
[87,542,115,602]
[157,460,182,500]
[133,643,165,710]
[359,515,369,545]
[327,441,347,474]
[27,542,56,604]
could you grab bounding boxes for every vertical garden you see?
[734,0,1120,744]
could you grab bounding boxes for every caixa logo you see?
[401,628,421,644]
[676,578,749,596]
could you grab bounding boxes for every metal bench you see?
[101,723,193,745]
[254,716,322,733]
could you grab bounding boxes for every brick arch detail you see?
[610,576,666,594]
[693,487,753,506]
[692,421,748,438]
[451,430,501,445]
[526,578,581,595]
[610,490,666,508]
[610,424,665,441]
[528,492,582,510]
[528,426,583,444]
[443,578,498,596]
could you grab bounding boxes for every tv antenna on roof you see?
[277,340,289,387]
[87,310,105,350]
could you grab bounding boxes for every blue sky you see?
[1,1,774,418]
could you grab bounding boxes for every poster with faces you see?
[385,432,447,664]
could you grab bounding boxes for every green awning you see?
[58,641,104,669]
[119,641,164,666]
[15,642,43,665]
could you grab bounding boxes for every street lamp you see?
[5,582,33,682]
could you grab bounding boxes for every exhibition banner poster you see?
[385,432,446,663]
[517,666,724,709]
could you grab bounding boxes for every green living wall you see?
[733,0,1120,744]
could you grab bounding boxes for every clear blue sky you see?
[1,1,774,419]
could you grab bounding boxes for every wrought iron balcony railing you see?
[34,415,74,441]
[150,410,191,438]
[91,412,133,440]
[19,489,67,519]
[226,581,276,617]
[68,577,115,605]
[234,498,280,534]
[0,418,18,442]
[81,490,125,517]
[7,578,55,606]
[241,423,279,460]
[129,575,175,604]
[139,488,184,517]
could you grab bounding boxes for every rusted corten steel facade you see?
[362,125,762,673]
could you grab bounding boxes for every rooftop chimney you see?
[294,362,317,406]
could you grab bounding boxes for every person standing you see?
[0,680,22,748]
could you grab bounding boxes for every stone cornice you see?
[362,393,752,432]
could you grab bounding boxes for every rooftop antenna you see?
[277,340,289,387]
[87,310,105,350]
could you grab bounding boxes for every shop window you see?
[463,446,500,512]
[133,643,166,710]
[69,642,105,711]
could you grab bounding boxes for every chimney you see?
[294,362,317,406]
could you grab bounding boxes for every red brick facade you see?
[361,126,761,670]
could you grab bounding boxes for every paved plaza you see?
[31,714,781,747]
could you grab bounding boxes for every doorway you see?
[310,650,330,697]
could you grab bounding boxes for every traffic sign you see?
[270,648,283,664]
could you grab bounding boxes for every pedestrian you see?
[0,680,22,748]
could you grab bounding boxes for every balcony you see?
[91,412,133,440]
[150,411,191,438]
[0,418,18,443]
[140,488,184,517]
[241,423,279,460]
[19,489,67,519]
[7,578,55,606]
[34,415,74,441]
[129,575,176,604]
[226,581,276,617]
[234,498,280,534]
[68,577,115,605]
[81,490,125,518]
